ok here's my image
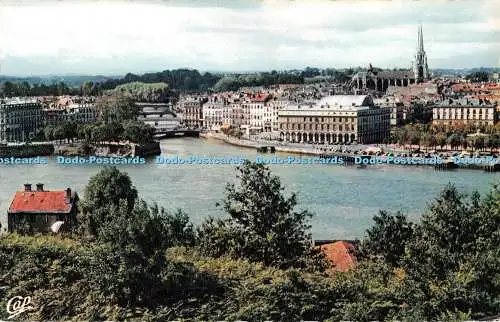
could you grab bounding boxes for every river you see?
[1,137,499,239]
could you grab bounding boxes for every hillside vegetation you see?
[0,162,499,321]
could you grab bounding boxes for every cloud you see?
[0,0,499,75]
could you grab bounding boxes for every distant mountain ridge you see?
[2,67,498,84]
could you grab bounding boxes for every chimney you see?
[36,183,44,192]
[24,184,32,192]
[65,188,72,203]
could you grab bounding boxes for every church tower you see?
[412,24,430,83]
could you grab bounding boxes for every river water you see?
[1,137,499,239]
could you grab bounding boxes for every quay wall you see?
[0,144,54,157]
[199,133,499,172]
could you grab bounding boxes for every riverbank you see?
[200,132,500,172]
[53,141,161,157]
[0,143,54,157]
[200,132,325,156]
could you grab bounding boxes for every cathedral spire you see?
[413,23,429,83]
[417,24,425,53]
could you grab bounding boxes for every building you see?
[0,98,43,143]
[432,98,497,126]
[266,97,290,132]
[374,97,406,126]
[136,103,180,133]
[319,241,357,272]
[412,24,430,83]
[386,82,438,97]
[278,95,390,144]
[240,93,271,136]
[202,96,228,131]
[43,102,99,126]
[181,96,207,129]
[349,24,430,93]
[350,66,417,93]
[7,183,78,234]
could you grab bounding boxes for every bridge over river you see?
[154,129,200,139]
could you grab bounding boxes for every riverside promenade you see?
[199,132,500,172]
[200,132,360,156]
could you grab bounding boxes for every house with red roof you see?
[7,183,78,234]
[319,241,357,272]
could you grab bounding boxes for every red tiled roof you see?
[320,241,357,272]
[8,191,73,214]
[251,94,270,102]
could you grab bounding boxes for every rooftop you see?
[8,186,76,214]
[282,95,375,112]
[319,241,357,272]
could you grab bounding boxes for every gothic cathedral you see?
[412,24,430,83]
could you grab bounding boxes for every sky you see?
[0,0,499,76]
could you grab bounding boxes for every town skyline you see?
[1,0,499,76]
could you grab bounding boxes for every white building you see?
[278,95,390,144]
[0,98,43,143]
[202,96,228,131]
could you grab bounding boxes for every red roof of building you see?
[250,93,270,102]
[320,241,357,272]
[8,191,73,214]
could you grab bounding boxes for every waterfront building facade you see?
[202,96,228,131]
[43,102,99,126]
[278,95,390,144]
[432,98,497,126]
[0,98,43,143]
[240,94,271,135]
[266,98,290,132]
[181,96,207,129]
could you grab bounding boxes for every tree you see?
[419,132,430,152]
[197,161,325,270]
[80,167,138,237]
[361,210,414,267]
[44,125,55,141]
[401,184,500,318]
[98,94,139,123]
[447,133,461,151]
[436,133,447,150]
[465,71,489,82]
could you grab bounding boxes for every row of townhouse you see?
[181,92,292,136]
[181,92,392,144]
[0,96,101,143]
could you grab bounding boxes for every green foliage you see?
[81,166,138,220]
[361,183,500,320]
[198,161,327,270]
[212,73,304,92]
[1,165,499,321]
[0,236,222,321]
[0,69,220,97]
[0,81,76,97]
[107,82,171,102]
[361,210,414,266]
[122,120,156,144]
[98,94,139,123]
[465,71,490,82]
[80,167,195,249]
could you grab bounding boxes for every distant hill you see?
[431,67,500,76]
[0,75,120,87]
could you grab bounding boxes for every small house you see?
[7,183,78,234]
